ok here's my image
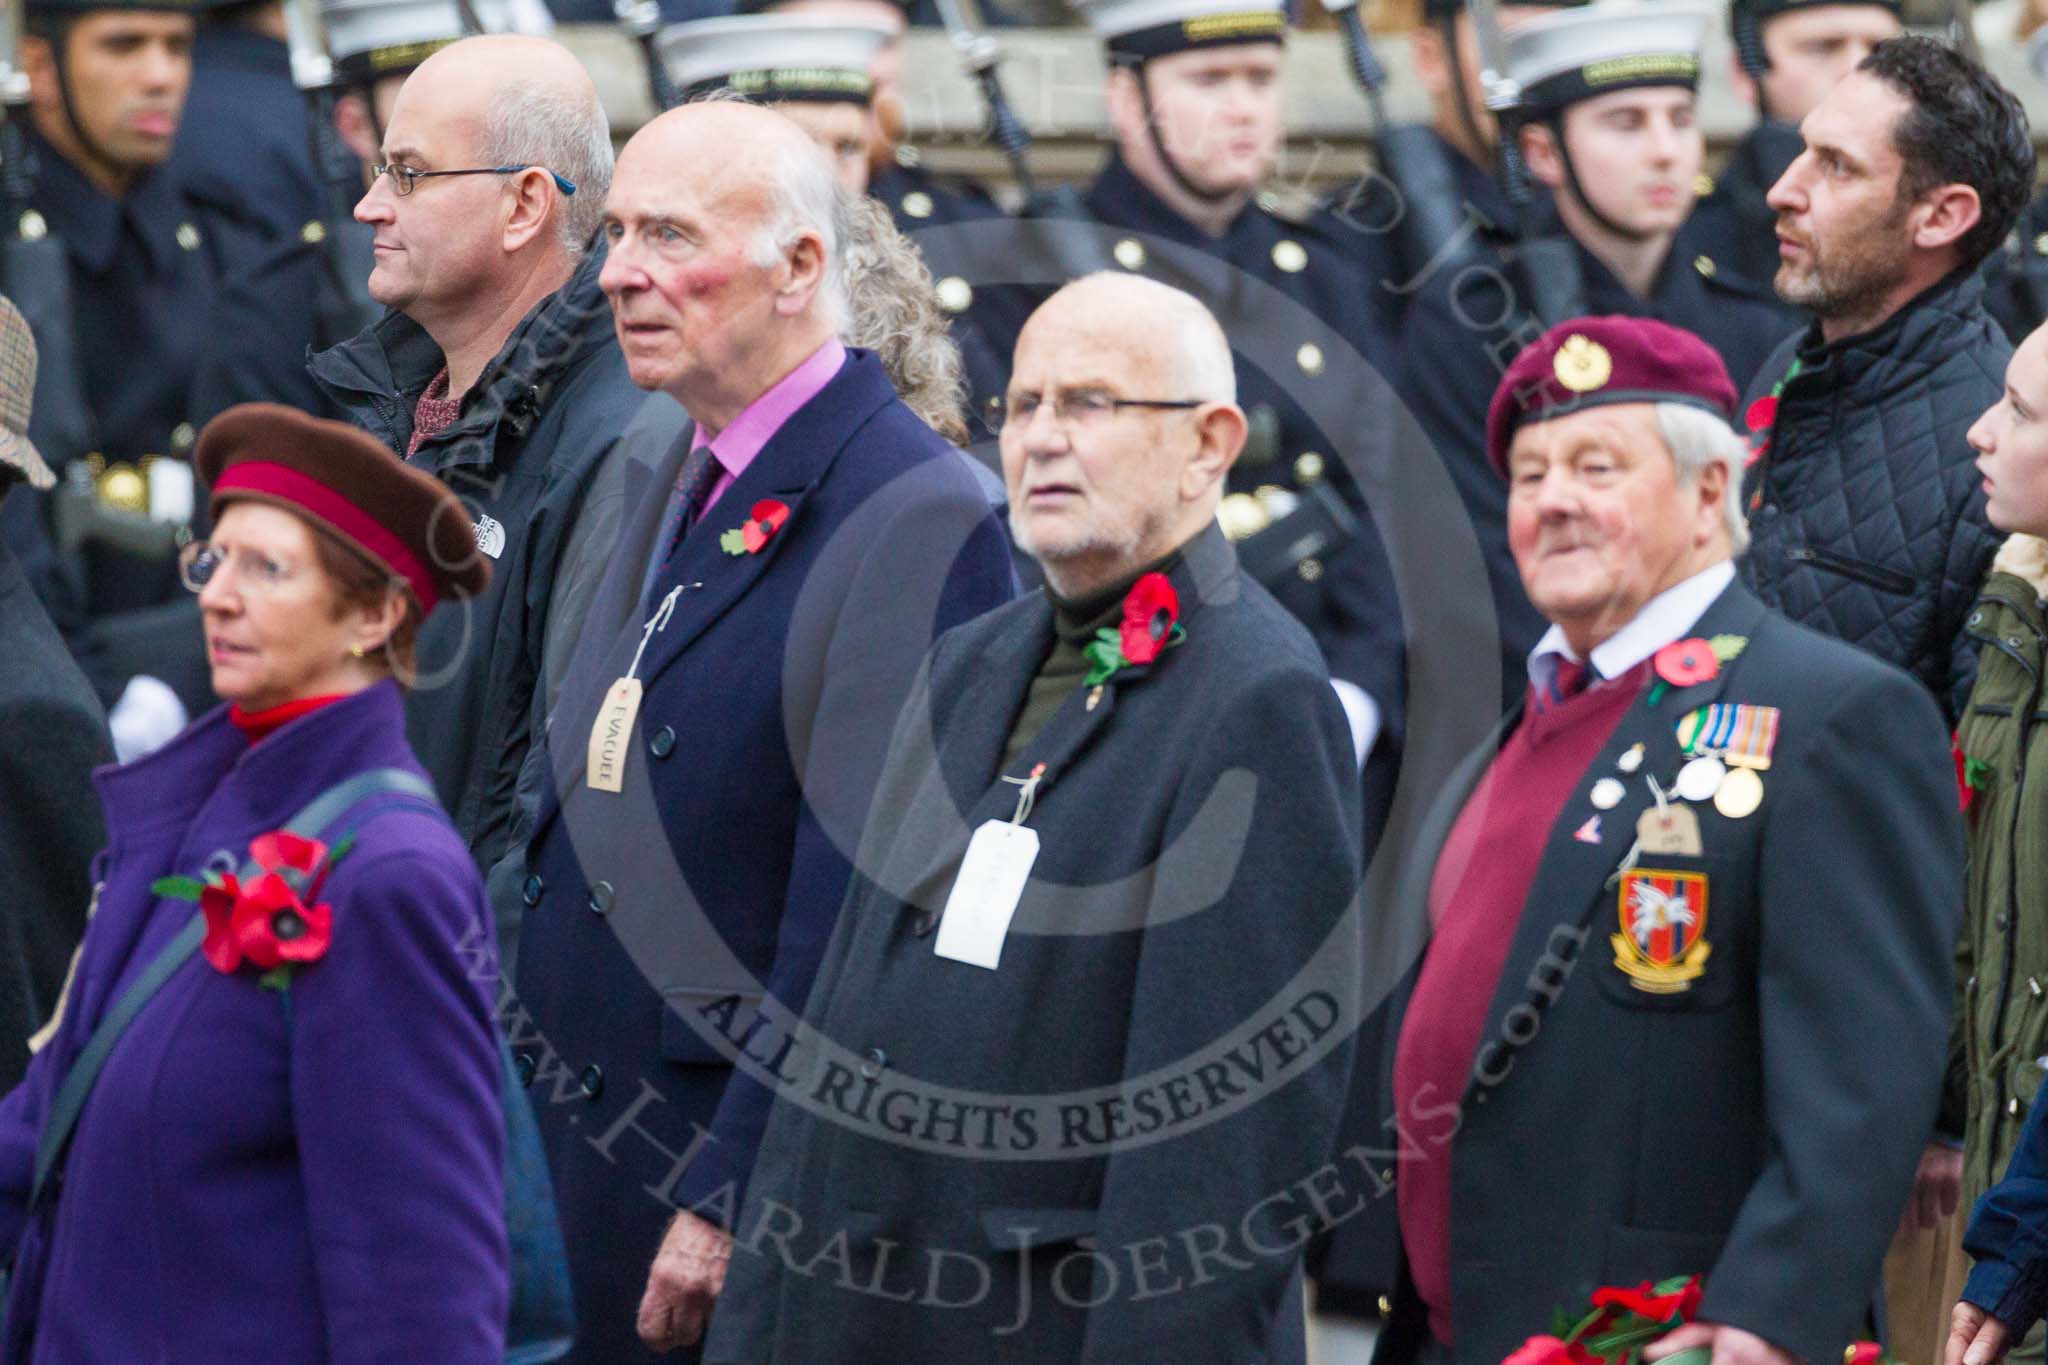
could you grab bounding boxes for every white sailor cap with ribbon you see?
[655,14,889,104]
[1073,0,1287,63]
[1503,1,1711,116]
[319,0,554,86]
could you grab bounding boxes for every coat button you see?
[649,725,676,759]
[522,874,544,907]
[580,1064,604,1100]
[859,1048,888,1081]
[913,911,938,937]
[589,881,614,915]
[514,1052,536,1087]
[1378,1294,1392,1317]
[1297,557,1324,582]
[2011,1097,2024,1116]
[2032,977,2044,998]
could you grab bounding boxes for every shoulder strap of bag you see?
[28,766,439,1210]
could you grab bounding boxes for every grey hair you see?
[476,78,614,257]
[1655,401,1751,556]
[840,195,969,443]
[746,131,851,334]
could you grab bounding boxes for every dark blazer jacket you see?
[0,539,107,1091]
[508,349,1016,1364]
[1368,580,1962,1365]
[704,524,1364,1365]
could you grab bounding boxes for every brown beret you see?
[1486,315,1739,476]
[194,403,490,615]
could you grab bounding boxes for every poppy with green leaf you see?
[1082,572,1184,687]
[152,829,354,991]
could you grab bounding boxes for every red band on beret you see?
[213,460,441,615]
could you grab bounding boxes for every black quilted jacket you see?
[1740,268,2005,724]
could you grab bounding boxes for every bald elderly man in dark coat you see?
[704,273,1365,1365]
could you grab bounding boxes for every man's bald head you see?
[392,35,612,252]
[1000,272,1247,596]
[600,100,850,424]
[1022,273,1237,407]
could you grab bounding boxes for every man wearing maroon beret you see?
[1371,314,1962,1364]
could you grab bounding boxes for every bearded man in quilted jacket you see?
[1741,33,2031,1354]
[1741,36,2030,725]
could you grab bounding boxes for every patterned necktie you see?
[657,443,724,569]
[1539,656,1590,712]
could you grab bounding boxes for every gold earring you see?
[350,644,366,659]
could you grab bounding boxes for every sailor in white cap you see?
[1390,0,1804,715]
[657,13,891,192]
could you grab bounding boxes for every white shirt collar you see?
[1528,560,1736,692]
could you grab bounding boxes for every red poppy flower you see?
[1653,638,1719,689]
[201,871,334,976]
[1120,572,1179,666]
[742,499,790,554]
[249,830,325,878]
[1590,1274,1703,1323]
[1745,395,1778,434]
[1845,1345,1886,1365]
[1504,1337,1573,1365]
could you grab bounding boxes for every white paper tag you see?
[586,677,642,793]
[933,820,1040,970]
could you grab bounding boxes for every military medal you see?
[1590,777,1625,810]
[1714,767,1765,819]
[1676,702,1779,770]
[1675,756,1725,803]
[1675,703,1779,818]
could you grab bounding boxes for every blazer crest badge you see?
[1612,868,1711,994]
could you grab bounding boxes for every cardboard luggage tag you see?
[1636,802,1703,857]
[588,584,687,793]
[934,766,1045,971]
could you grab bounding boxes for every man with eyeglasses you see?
[706,269,1361,1365]
[189,0,554,425]
[306,33,678,939]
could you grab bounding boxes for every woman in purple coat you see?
[0,404,509,1361]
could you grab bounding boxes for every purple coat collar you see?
[94,680,423,845]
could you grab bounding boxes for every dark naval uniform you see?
[1985,187,2048,346]
[191,220,363,424]
[171,20,320,245]
[1685,119,1804,291]
[6,127,256,711]
[873,153,1000,239]
[872,152,1016,446]
[1324,124,1536,331]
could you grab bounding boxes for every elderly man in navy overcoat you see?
[507,102,1015,1363]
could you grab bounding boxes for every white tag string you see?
[1646,774,1671,814]
[627,583,695,681]
[1000,763,1047,826]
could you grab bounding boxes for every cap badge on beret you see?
[1553,334,1613,395]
